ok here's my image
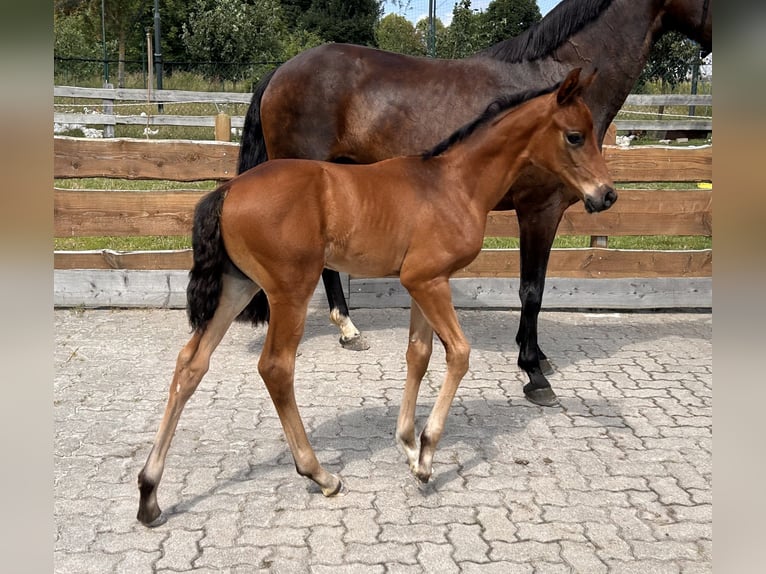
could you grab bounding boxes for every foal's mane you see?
[422,82,560,160]
[476,0,615,63]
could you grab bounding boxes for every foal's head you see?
[528,67,617,213]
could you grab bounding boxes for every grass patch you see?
[483,235,711,250]
[55,236,192,251]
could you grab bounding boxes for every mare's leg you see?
[395,301,433,472]
[402,278,470,483]
[322,269,369,351]
[515,202,566,407]
[259,294,343,496]
[137,273,258,526]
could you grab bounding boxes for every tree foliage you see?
[300,0,383,46]
[481,0,541,46]
[182,0,286,81]
[375,13,425,56]
[638,31,704,90]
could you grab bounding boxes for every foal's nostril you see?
[604,187,617,208]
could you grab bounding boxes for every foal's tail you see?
[187,188,230,332]
[187,187,270,332]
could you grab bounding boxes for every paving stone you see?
[54,309,712,572]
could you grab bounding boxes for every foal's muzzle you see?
[584,186,618,213]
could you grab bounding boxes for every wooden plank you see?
[53,269,710,310]
[54,85,253,104]
[604,145,712,182]
[55,187,711,239]
[53,86,712,108]
[54,269,328,309]
[54,247,712,279]
[485,190,713,237]
[614,120,712,132]
[54,189,205,237]
[54,136,239,181]
[348,277,712,309]
[624,94,712,106]
[54,250,193,270]
[54,136,711,183]
[456,249,712,278]
[55,112,246,129]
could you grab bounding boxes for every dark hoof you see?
[339,334,370,351]
[524,386,560,407]
[137,507,166,527]
[540,358,554,376]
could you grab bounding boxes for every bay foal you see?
[137,68,615,525]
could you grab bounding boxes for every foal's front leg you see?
[396,302,433,473]
[401,278,470,483]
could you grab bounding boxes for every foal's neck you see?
[442,103,543,213]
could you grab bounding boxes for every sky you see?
[382,0,562,26]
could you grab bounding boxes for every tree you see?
[440,0,486,59]
[481,0,541,46]
[182,0,287,83]
[300,0,383,46]
[415,17,447,57]
[638,31,704,91]
[375,13,425,56]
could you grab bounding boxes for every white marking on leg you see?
[330,308,360,341]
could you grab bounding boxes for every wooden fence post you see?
[102,82,114,138]
[591,122,617,248]
[215,112,231,143]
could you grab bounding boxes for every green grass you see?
[482,235,711,250]
[54,234,711,252]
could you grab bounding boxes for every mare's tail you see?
[230,68,278,325]
[237,69,277,175]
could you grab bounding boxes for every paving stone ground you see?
[54,307,712,573]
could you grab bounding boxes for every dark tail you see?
[230,68,278,324]
[187,188,230,332]
[187,187,270,330]
[237,68,277,175]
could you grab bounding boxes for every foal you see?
[137,67,615,525]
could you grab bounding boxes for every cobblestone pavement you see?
[54,308,712,573]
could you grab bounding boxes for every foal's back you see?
[221,156,453,279]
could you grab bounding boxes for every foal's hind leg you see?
[396,301,433,473]
[259,296,343,496]
[137,274,258,526]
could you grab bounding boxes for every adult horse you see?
[137,69,614,525]
[237,0,713,406]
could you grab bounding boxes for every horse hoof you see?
[137,508,166,528]
[322,475,344,497]
[540,358,554,376]
[339,334,370,351]
[524,386,560,407]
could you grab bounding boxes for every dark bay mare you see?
[237,0,713,407]
[137,69,615,525]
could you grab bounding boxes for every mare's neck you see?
[480,0,664,140]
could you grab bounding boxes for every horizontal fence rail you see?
[53,134,712,310]
[54,87,712,135]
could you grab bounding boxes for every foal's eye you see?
[566,132,584,146]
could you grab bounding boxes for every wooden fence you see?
[54,86,713,136]
[53,133,712,310]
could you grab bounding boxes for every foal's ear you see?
[556,67,583,105]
